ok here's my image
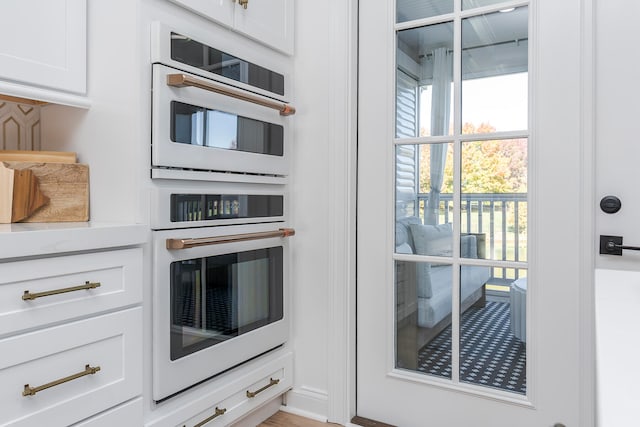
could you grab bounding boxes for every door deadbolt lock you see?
[600,195,622,214]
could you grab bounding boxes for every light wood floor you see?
[258,411,341,427]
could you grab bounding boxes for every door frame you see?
[325,0,595,425]
[324,0,359,424]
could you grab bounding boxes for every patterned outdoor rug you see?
[417,301,527,394]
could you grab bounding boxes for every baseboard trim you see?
[279,405,328,423]
[282,387,328,421]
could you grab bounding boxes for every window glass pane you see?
[462,0,518,10]
[461,7,528,134]
[460,139,527,263]
[396,260,452,379]
[397,22,454,137]
[397,0,453,23]
[459,267,527,394]
[395,143,454,248]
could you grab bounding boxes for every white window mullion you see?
[450,0,463,385]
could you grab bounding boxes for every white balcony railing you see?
[417,192,527,285]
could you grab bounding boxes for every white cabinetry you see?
[0,0,89,107]
[146,351,292,427]
[167,0,294,55]
[0,224,146,427]
[233,0,293,56]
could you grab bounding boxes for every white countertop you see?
[0,222,149,260]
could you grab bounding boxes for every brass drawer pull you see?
[238,0,248,9]
[246,378,279,398]
[22,364,101,397]
[22,281,101,301]
[190,407,227,427]
[167,228,295,250]
[166,73,295,116]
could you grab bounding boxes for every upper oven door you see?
[152,64,291,176]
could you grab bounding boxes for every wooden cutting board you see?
[1,162,89,222]
[0,150,77,164]
[0,163,49,223]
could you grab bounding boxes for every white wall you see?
[40,0,143,223]
[288,1,357,423]
[594,1,640,425]
[288,0,332,416]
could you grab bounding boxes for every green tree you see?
[419,122,527,195]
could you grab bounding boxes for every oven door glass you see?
[171,101,284,156]
[170,31,285,96]
[170,247,283,360]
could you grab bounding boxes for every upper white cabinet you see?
[168,0,294,55]
[233,0,293,55]
[0,0,88,107]
[167,0,235,26]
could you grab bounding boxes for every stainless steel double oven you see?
[150,23,295,401]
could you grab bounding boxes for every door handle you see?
[599,235,640,255]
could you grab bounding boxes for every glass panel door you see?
[394,1,529,394]
[359,0,591,423]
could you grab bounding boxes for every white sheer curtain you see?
[425,47,452,225]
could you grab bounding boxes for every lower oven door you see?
[152,223,292,401]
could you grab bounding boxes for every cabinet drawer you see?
[146,351,292,427]
[181,356,292,427]
[0,248,142,337]
[0,307,142,427]
[72,398,143,426]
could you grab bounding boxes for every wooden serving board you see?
[2,162,89,222]
[0,163,49,223]
[0,150,77,164]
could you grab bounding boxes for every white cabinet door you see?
[233,0,294,55]
[0,0,86,95]
[167,0,293,55]
[167,0,234,27]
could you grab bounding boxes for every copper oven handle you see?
[166,228,295,250]
[166,73,295,116]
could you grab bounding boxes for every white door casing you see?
[357,0,595,426]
